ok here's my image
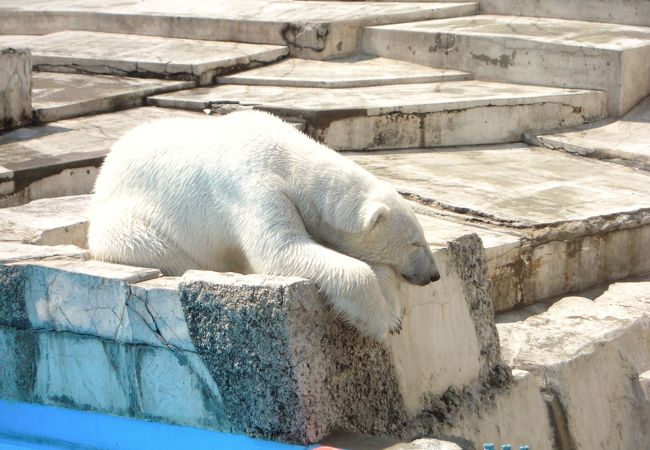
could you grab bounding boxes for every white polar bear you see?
[88,111,439,339]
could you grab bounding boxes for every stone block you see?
[497,279,650,449]
[0,47,31,131]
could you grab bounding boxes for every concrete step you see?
[0,31,288,85]
[32,72,195,123]
[530,94,650,172]
[480,0,650,27]
[497,276,650,449]
[0,107,207,207]
[348,143,650,311]
[148,81,606,150]
[0,0,478,59]
[218,55,472,88]
[363,14,650,115]
[0,47,31,132]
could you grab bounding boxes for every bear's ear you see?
[361,201,389,232]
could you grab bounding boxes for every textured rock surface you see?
[0,47,31,131]
[497,277,650,450]
[149,81,606,150]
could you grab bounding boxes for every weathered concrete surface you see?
[0,31,288,85]
[149,81,606,150]
[363,15,650,115]
[0,195,90,247]
[531,94,650,171]
[321,431,463,450]
[0,107,206,207]
[218,55,471,88]
[497,277,650,450]
[0,234,504,444]
[0,47,31,131]
[0,242,87,264]
[479,0,650,27]
[32,72,195,123]
[350,144,650,310]
[0,0,478,59]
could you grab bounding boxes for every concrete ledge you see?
[0,47,31,131]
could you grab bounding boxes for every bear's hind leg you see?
[88,214,199,276]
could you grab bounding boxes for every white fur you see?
[88,111,439,339]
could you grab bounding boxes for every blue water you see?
[0,400,318,450]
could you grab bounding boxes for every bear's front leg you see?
[241,194,402,339]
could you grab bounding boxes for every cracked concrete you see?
[0,47,31,131]
[148,80,606,150]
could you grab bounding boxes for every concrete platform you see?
[497,276,650,449]
[480,0,650,27]
[0,0,478,59]
[218,55,471,88]
[0,107,206,207]
[32,72,195,123]
[363,15,650,115]
[149,81,606,150]
[0,31,289,84]
[349,143,650,309]
[531,94,650,171]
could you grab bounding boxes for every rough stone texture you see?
[0,195,90,247]
[350,144,650,309]
[218,55,471,88]
[0,31,288,85]
[31,72,195,123]
[149,81,606,150]
[479,0,650,27]
[0,47,32,131]
[532,94,650,171]
[363,15,650,115]
[497,277,650,450]
[0,107,206,207]
[0,0,478,59]
[0,242,88,264]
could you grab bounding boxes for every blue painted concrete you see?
[0,400,316,450]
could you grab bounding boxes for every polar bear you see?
[88,111,439,339]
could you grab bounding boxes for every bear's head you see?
[328,183,440,286]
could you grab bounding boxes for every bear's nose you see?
[430,272,441,282]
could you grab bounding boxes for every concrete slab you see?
[0,0,478,59]
[0,195,90,247]
[218,55,471,88]
[480,0,650,27]
[0,31,288,84]
[363,15,650,115]
[532,94,650,171]
[32,72,195,123]
[0,242,87,263]
[0,47,31,131]
[497,277,650,449]
[0,107,207,207]
[149,81,606,150]
[350,144,650,309]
